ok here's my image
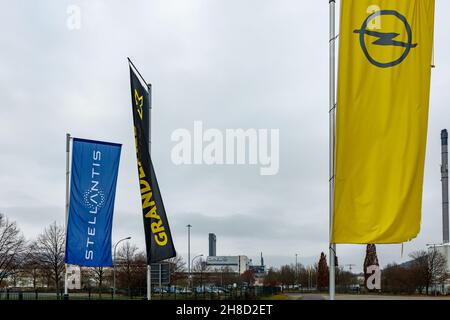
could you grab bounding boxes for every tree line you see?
[1,212,448,296]
[0,212,185,296]
[262,256,357,292]
[257,245,448,295]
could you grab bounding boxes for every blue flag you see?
[65,138,122,267]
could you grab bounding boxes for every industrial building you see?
[248,253,267,286]
[204,233,256,274]
[429,130,450,294]
[205,256,250,274]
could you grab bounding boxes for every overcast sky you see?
[1,0,450,273]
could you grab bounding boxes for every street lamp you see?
[186,224,192,279]
[191,254,204,289]
[308,266,312,291]
[113,236,131,299]
[295,253,299,289]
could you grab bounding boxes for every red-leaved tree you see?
[317,252,329,291]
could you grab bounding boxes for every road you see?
[284,293,450,300]
[285,293,325,300]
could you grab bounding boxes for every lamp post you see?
[295,253,299,289]
[191,254,204,289]
[307,266,310,291]
[113,236,131,299]
[308,266,312,291]
[186,224,192,283]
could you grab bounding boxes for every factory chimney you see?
[441,129,449,244]
[208,233,216,256]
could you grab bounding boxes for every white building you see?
[434,244,450,270]
[67,265,81,290]
[205,256,249,274]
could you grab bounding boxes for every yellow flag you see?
[333,0,435,244]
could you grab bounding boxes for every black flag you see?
[129,59,176,263]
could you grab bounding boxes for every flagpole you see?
[64,133,71,300]
[128,57,153,300]
[329,0,337,301]
[147,83,152,301]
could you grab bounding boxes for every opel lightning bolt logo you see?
[354,10,417,68]
[134,89,144,120]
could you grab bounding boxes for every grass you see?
[260,294,291,301]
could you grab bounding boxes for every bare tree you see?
[335,267,358,290]
[87,267,112,297]
[279,264,296,288]
[190,258,209,288]
[381,263,416,294]
[263,267,279,287]
[34,222,65,295]
[219,266,239,287]
[0,213,27,286]
[408,252,428,294]
[21,243,43,289]
[428,249,449,292]
[191,258,209,273]
[130,252,147,290]
[166,254,186,285]
[115,242,146,294]
[116,242,137,292]
[296,265,317,290]
[410,249,449,295]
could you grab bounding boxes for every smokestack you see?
[208,233,216,256]
[441,129,449,244]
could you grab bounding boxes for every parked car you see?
[207,287,225,294]
[194,286,207,294]
[152,287,167,294]
[166,286,183,294]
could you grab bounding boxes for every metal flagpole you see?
[147,263,151,300]
[64,133,71,300]
[159,263,162,292]
[329,0,337,301]
[147,83,152,301]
